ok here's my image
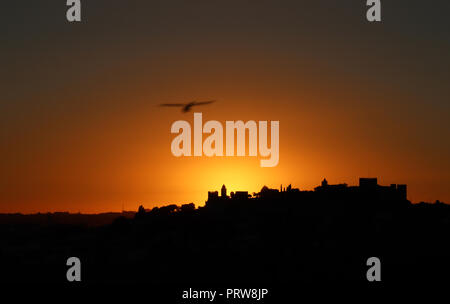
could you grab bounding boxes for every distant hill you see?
[0,211,135,226]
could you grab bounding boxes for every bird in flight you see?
[159,100,216,113]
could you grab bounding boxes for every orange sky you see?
[1,1,449,213]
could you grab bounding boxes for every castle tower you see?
[221,184,227,198]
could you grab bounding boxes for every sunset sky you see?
[1,1,449,213]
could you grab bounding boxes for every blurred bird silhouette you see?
[159,100,216,113]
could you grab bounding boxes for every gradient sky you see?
[1,0,449,213]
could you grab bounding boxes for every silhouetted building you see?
[314,178,348,192]
[221,184,227,198]
[234,191,249,200]
[206,186,230,207]
[208,191,219,201]
[358,178,407,200]
[207,177,407,207]
[279,184,300,193]
[312,177,407,202]
[256,186,280,199]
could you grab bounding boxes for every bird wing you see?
[193,100,216,106]
[159,103,185,107]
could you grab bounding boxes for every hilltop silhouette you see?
[1,177,449,292]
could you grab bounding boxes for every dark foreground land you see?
[1,185,449,296]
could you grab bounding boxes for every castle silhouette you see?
[206,177,407,206]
